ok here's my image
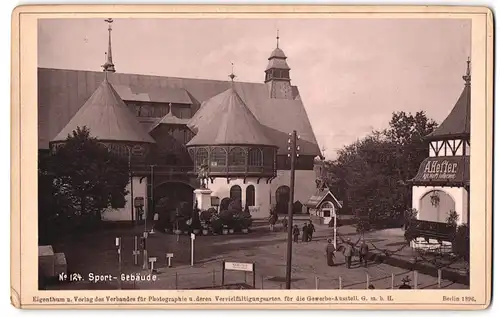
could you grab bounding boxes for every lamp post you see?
[128,147,135,226]
[148,164,156,233]
[285,130,299,289]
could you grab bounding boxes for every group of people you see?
[325,238,370,269]
[280,218,316,243]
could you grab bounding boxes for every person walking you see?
[301,223,308,242]
[282,217,288,232]
[343,239,353,269]
[293,225,300,243]
[325,239,336,266]
[359,239,369,267]
[307,220,316,242]
[269,209,278,232]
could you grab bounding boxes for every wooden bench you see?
[38,245,55,278]
[54,252,67,277]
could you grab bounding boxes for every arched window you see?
[228,147,246,166]
[230,185,242,202]
[210,147,227,167]
[246,185,256,207]
[248,148,263,166]
[195,148,208,167]
[275,185,290,214]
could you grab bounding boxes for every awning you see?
[409,156,469,187]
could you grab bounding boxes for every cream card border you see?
[10,4,494,310]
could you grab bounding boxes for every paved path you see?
[50,223,468,290]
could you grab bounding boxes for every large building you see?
[39,22,321,221]
[409,58,470,247]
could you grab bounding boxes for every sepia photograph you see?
[36,16,474,291]
[10,4,493,309]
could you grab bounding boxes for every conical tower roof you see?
[427,59,471,140]
[186,87,274,146]
[52,76,155,143]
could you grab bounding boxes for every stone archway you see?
[275,185,290,214]
[153,181,195,222]
[419,190,456,223]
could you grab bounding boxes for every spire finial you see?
[103,52,109,80]
[462,56,471,85]
[101,18,116,73]
[276,29,280,48]
[228,62,236,85]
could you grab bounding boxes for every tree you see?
[325,111,437,228]
[50,126,130,222]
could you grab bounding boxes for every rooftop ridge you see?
[37,67,289,88]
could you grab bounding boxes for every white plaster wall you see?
[270,170,317,206]
[102,176,148,221]
[412,185,468,225]
[461,188,469,224]
[207,177,270,219]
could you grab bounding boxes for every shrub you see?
[241,207,253,229]
[210,214,223,234]
[452,224,469,262]
[191,207,201,230]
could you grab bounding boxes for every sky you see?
[38,18,471,159]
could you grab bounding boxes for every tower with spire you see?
[186,65,278,212]
[49,18,155,222]
[408,58,471,250]
[102,18,116,73]
[265,30,293,100]
[40,23,323,222]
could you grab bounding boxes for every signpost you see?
[166,253,174,268]
[115,237,122,289]
[149,257,157,273]
[133,236,140,266]
[190,233,195,267]
[142,231,148,270]
[222,261,256,288]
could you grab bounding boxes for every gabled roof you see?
[426,84,470,140]
[38,68,320,156]
[186,88,275,146]
[266,47,290,71]
[51,77,155,143]
[149,111,191,131]
[305,188,343,209]
[187,81,320,155]
[269,47,287,59]
[427,62,471,141]
[266,58,291,71]
[113,84,192,104]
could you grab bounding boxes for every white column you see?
[194,188,213,211]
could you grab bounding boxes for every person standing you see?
[293,225,300,243]
[269,209,278,232]
[325,239,336,266]
[307,220,316,242]
[343,239,353,269]
[359,239,369,267]
[301,223,308,242]
[282,217,288,232]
